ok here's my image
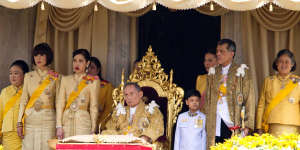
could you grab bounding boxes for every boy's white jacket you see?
[174,111,206,150]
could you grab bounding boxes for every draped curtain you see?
[34,3,137,86]
[34,3,109,75]
[220,5,300,97]
[242,5,300,95]
[32,1,300,92]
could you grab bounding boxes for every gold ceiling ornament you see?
[112,45,184,150]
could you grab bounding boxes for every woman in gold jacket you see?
[56,49,100,139]
[17,43,60,150]
[0,60,29,150]
[196,49,217,109]
[256,49,300,136]
[88,57,114,131]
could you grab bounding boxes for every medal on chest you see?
[237,93,244,105]
[194,117,203,128]
[288,97,296,104]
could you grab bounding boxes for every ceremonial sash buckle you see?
[70,100,79,112]
[34,100,43,112]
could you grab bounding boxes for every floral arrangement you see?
[208,67,216,75]
[83,74,99,81]
[116,103,126,116]
[236,64,249,77]
[211,133,300,150]
[145,101,159,114]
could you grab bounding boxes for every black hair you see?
[72,49,91,62]
[184,89,201,100]
[124,82,142,92]
[90,56,104,80]
[32,43,53,66]
[10,60,29,74]
[217,39,236,54]
[204,49,217,57]
[272,49,296,72]
[134,59,140,64]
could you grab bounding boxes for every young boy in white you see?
[174,89,206,150]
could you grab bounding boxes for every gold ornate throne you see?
[112,46,184,150]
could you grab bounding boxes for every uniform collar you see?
[221,63,231,75]
[188,110,199,117]
[129,105,137,114]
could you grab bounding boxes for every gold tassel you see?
[152,2,157,11]
[94,3,98,12]
[41,1,45,11]
[210,2,214,11]
[269,3,273,12]
[7,0,18,2]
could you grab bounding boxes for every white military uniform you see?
[174,110,206,150]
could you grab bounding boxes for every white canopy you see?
[1,0,300,11]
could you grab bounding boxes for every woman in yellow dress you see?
[17,43,60,150]
[256,49,300,136]
[0,60,29,150]
[56,49,100,139]
[196,49,217,109]
[88,57,114,131]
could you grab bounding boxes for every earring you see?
[86,64,90,73]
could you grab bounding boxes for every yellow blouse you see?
[0,85,22,135]
[196,74,207,95]
[98,80,114,126]
[256,74,300,129]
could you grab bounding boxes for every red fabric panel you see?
[56,144,153,150]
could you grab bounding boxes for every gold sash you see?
[22,75,57,123]
[218,83,227,100]
[3,88,22,120]
[65,79,88,110]
[262,80,298,132]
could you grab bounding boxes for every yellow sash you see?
[22,75,56,123]
[262,80,298,132]
[65,79,88,110]
[3,88,22,120]
[218,83,227,100]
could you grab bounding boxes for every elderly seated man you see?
[101,82,164,143]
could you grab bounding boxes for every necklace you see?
[73,74,85,91]
[278,75,290,89]
[36,69,48,85]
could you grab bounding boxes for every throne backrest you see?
[112,46,184,150]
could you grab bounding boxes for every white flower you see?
[145,101,159,114]
[236,64,248,77]
[240,64,248,70]
[208,67,215,75]
[236,67,245,77]
[116,103,126,116]
[282,146,293,150]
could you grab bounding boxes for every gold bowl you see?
[48,139,58,150]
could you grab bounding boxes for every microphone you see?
[98,112,113,134]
